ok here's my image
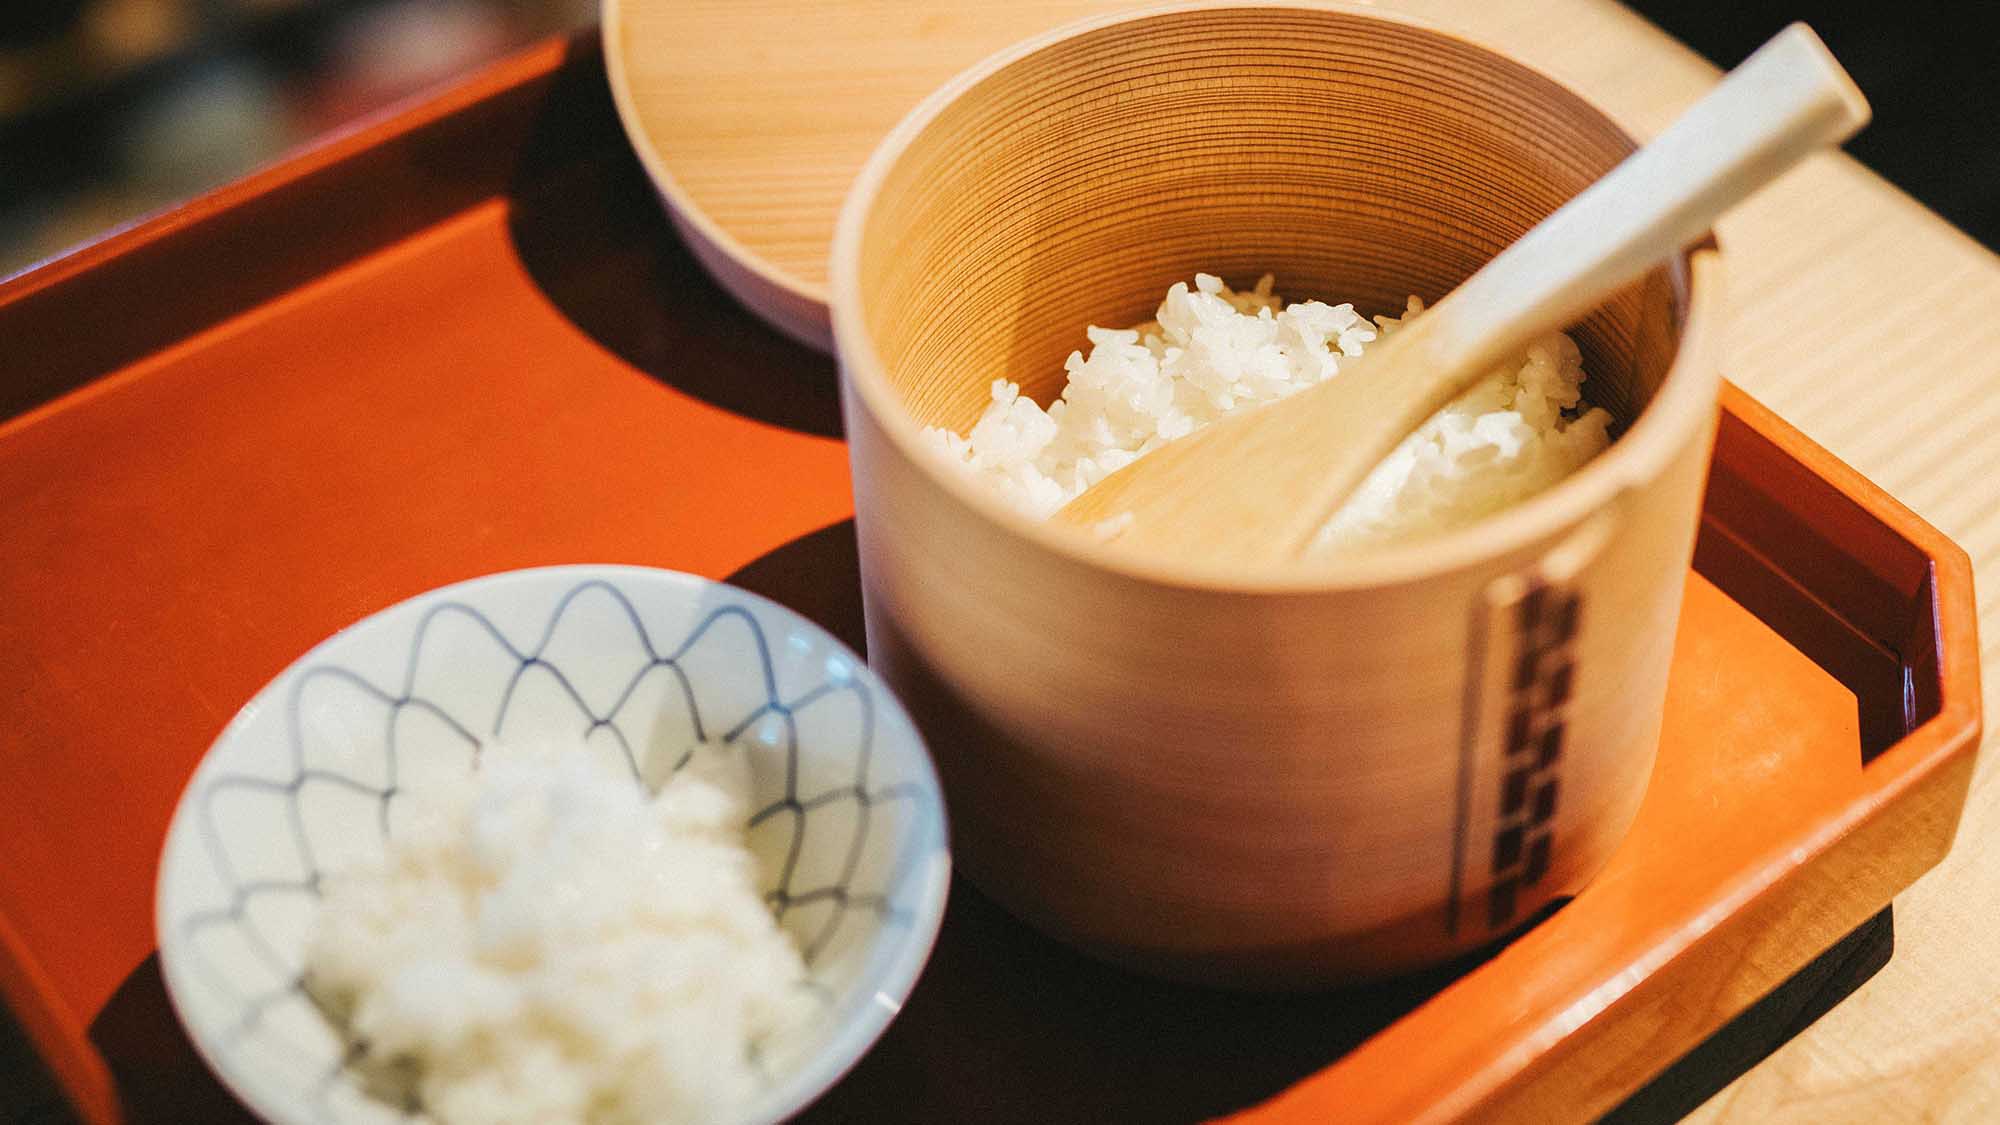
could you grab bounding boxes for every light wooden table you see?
[1438,2,2000,1119]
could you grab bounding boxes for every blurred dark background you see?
[0,0,593,276]
[0,0,1994,277]
[1628,0,1998,250]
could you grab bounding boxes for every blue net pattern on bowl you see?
[173,579,936,1121]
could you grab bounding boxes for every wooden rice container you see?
[830,1,1726,985]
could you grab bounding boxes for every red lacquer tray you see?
[0,36,1979,1125]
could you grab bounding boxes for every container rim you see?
[829,0,1725,595]
[601,0,831,308]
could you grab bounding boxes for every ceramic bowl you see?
[155,565,950,1123]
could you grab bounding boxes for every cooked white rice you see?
[303,737,813,1125]
[921,274,1614,549]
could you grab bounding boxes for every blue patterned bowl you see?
[155,565,950,1124]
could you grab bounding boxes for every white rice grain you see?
[303,738,813,1125]
[921,274,1613,549]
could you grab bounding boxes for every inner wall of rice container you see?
[842,4,1712,985]
[860,8,1683,435]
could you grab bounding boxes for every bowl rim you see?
[152,563,952,1125]
[601,0,833,307]
[829,0,1725,595]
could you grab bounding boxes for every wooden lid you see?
[601,0,1142,347]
